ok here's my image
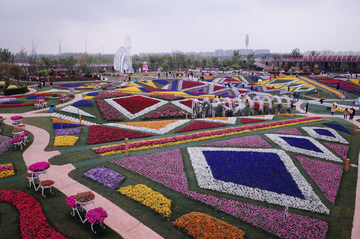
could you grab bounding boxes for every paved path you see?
[1,91,163,239]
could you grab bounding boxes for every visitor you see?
[37,80,41,89]
[291,101,296,110]
[337,83,340,90]
[297,93,300,101]
[344,108,348,119]
[42,79,45,87]
[305,103,309,113]
[50,80,53,89]
[341,92,346,101]
[319,98,324,104]
[331,104,336,116]
[349,108,354,120]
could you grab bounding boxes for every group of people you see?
[343,108,356,120]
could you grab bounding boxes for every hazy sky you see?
[1,0,359,55]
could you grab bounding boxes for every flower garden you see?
[1,73,360,239]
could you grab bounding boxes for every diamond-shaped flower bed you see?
[273,128,302,135]
[180,80,205,90]
[84,166,124,189]
[322,123,351,134]
[302,127,349,144]
[104,95,168,119]
[202,135,272,147]
[265,134,342,162]
[171,99,194,113]
[187,147,329,214]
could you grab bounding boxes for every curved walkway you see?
[1,91,162,239]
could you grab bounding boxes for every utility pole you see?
[56,38,61,57]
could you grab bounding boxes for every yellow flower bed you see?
[118,184,172,217]
[117,120,178,129]
[77,85,94,89]
[52,118,87,125]
[82,96,94,100]
[173,212,245,239]
[54,135,79,146]
[300,77,342,98]
[0,82,6,87]
[0,164,15,179]
[94,117,326,156]
[7,85,18,89]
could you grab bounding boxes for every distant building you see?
[139,49,270,58]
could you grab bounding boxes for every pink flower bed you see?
[203,135,272,147]
[94,117,325,155]
[142,104,186,120]
[241,118,265,124]
[296,156,343,204]
[323,142,349,159]
[273,128,302,135]
[87,125,153,145]
[176,121,227,133]
[111,149,328,239]
[0,164,14,172]
[0,190,67,238]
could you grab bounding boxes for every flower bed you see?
[111,149,328,238]
[323,142,349,159]
[273,128,302,135]
[55,128,81,136]
[173,212,245,239]
[241,118,265,124]
[322,123,351,134]
[53,123,85,130]
[296,156,343,204]
[95,117,325,156]
[0,163,15,178]
[0,135,12,155]
[85,207,108,224]
[203,135,272,147]
[142,104,187,120]
[0,102,35,108]
[60,106,96,118]
[87,125,153,145]
[118,184,172,217]
[29,162,50,172]
[54,135,79,146]
[0,190,67,238]
[96,98,125,121]
[1,101,25,104]
[87,92,99,96]
[302,127,349,144]
[71,100,93,107]
[176,121,227,133]
[83,166,124,189]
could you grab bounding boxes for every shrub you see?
[4,85,28,95]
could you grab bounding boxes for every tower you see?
[245,35,249,50]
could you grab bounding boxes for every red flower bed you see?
[213,85,227,91]
[142,105,186,120]
[241,118,265,124]
[113,96,160,114]
[87,125,153,145]
[176,121,227,133]
[96,99,124,121]
[143,87,173,92]
[0,190,67,239]
[179,99,194,108]
[181,81,205,90]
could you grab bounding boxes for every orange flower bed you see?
[118,120,178,129]
[52,118,87,125]
[173,212,245,239]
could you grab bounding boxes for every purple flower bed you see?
[203,135,272,147]
[154,79,169,85]
[2,101,25,104]
[111,149,328,239]
[322,123,351,134]
[71,100,93,107]
[0,135,12,155]
[55,128,81,136]
[323,142,349,159]
[296,156,343,204]
[53,123,84,130]
[26,96,39,99]
[60,84,84,88]
[106,87,117,90]
[87,92,99,96]
[83,166,124,189]
[273,128,302,135]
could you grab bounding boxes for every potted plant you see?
[28,161,50,172]
[74,191,95,205]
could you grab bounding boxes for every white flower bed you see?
[194,117,237,124]
[0,98,17,103]
[265,134,343,163]
[104,95,168,120]
[60,106,96,118]
[187,147,329,214]
[103,120,190,134]
[171,99,193,113]
[239,115,274,120]
[38,89,80,94]
[302,127,349,144]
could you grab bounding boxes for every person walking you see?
[341,92,346,101]
[297,93,300,101]
[50,80,53,89]
[344,108,348,119]
[331,104,336,116]
[305,103,309,113]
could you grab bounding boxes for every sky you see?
[1,0,359,55]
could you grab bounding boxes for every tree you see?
[9,64,25,80]
[310,51,320,56]
[232,50,240,65]
[211,57,219,68]
[246,52,255,70]
[172,50,186,70]
[40,56,52,70]
[0,48,15,63]
[161,63,169,71]
[290,48,302,56]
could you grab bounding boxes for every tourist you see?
[297,93,300,101]
[331,104,336,116]
[341,92,346,101]
[319,98,324,104]
[344,108,348,119]
[305,103,309,113]
[337,83,340,90]
[50,80,53,89]
[350,107,356,119]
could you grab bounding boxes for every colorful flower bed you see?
[71,100,93,107]
[0,135,12,155]
[141,104,187,120]
[87,125,153,145]
[60,106,96,118]
[96,98,125,121]
[322,123,351,134]
[83,166,124,189]
[118,184,172,217]
[203,135,272,147]
[95,117,325,156]
[176,121,227,133]
[54,135,79,146]
[296,156,343,204]
[111,149,328,238]
[0,163,15,178]
[241,118,265,124]
[53,123,85,130]
[85,207,108,224]
[173,212,245,239]
[29,161,50,172]
[323,142,349,159]
[266,134,343,163]
[55,128,81,136]
[0,102,35,108]
[273,128,302,135]
[0,190,67,238]
[302,127,349,144]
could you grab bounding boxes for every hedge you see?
[4,85,29,95]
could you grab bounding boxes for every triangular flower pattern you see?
[323,142,349,159]
[273,128,302,135]
[296,156,343,204]
[202,135,272,147]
